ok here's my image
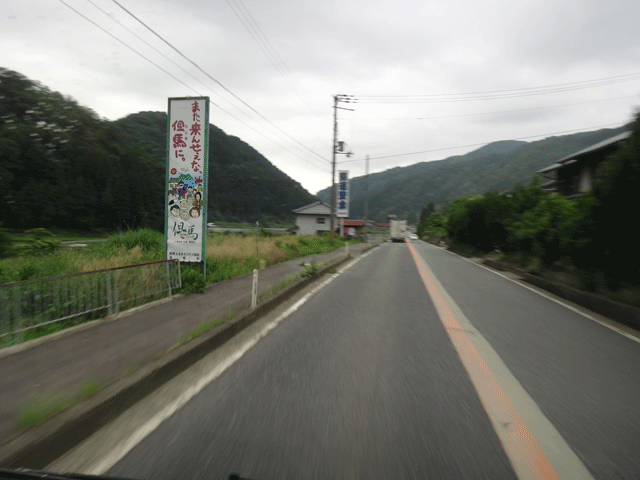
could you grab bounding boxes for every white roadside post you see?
[251,268,258,309]
[252,221,259,309]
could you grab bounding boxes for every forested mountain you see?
[317,127,630,223]
[115,112,313,223]
[0,67,315,231]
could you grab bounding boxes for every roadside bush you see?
[301,261,319,277]
[507,194,580,266]
[0,263,12,283]
[258,227,274,237]
[17,264,39,281]
[13,228,60,257]
[0,223,12,258]
[267,247,285,264]
[180,266,206,294]
[103,229,163,254]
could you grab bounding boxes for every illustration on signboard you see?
[165,98,209,263]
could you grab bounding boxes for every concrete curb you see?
[483,259,640,331]
[0,250,369,469]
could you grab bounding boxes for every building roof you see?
[292,200,334,215]
[538,131,630,175]
[556,131,630,163]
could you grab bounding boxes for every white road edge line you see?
[443,248,640,345]
[50,250,373,475]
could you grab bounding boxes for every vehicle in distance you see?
[408,233,418,240]
[390,219,407,242]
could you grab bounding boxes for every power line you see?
[62,0,329,173]
[59,0,201,96]
[338,122,628,164]
[341,95,639,121]
[84,0,243,115]
[226,0,324,118]
[355,73,640,98]
[353,73,640,104]
[110,0,329,164]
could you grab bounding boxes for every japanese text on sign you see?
[337,170,349,218]
[165,97,209,263]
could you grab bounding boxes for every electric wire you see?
[61,0,329,173]
[84,0,250,117]
[110,0,329,164]
[226,0,324,118]
[353,73,640,103]
[59,0,201,96]
[338,122,627,164]
[341,95,639,121]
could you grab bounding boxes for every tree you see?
[578,110,640,284]
[416,202,435,237]
[508,194,580,265]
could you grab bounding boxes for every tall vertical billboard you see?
[337,170,349,218]
[165,97,210,265]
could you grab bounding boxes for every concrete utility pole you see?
[364,154,369,224]
[329,94,355,245]
[330,95,338,245]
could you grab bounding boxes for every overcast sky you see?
[2,0,639,194]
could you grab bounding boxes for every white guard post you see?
[251,268,258,309]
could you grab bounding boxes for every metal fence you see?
[0,260,181,343]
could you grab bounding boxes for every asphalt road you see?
[98,241,640,479]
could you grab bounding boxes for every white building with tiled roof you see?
[292,201,337,235]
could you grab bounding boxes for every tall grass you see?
[0,230,163,284]
[204,232,359,283]
[0,229,361,347]
[1,229,359,287]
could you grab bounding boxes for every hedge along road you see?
[52,240,639,479]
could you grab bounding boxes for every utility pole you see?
[329,94,355,245]
[330,95,338,245]
[364,154,369,225]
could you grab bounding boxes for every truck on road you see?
[390,219,407,242]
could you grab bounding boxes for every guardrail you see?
[0,260,181,343]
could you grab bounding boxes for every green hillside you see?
[115,112,315,222]
[318,127,629,223]
[0,67,316,231]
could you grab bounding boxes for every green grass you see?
[178,310,237,346]
[121,363,140,378]
[257,273,301,303]
[16,395,70,431]
[77,379,101,399]
[1,229,362,348]
[300,261,319,277]
[16,379,101,431]
[0,316,94,351]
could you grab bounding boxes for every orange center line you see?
[406,240,559,480]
